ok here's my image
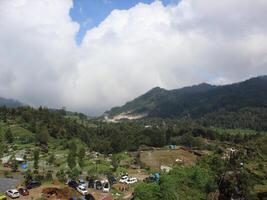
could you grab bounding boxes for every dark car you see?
[107,175,116,185]
[143,176,157,183]
[94,180,102,190]
[88,178,95,188]
[26,181,41,189]
[68,180,78,189]
[18,188,29,196]
[84,194,96,200]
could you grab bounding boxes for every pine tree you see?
[67,151,76,169]
[5,128,14,143]
[33,149,40,169]
[78,147,86,168]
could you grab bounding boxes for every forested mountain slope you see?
[107,76,267,121]
[0,96,24,107]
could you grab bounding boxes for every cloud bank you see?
[0,0,267,115]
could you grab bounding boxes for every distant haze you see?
[0,0,267,116]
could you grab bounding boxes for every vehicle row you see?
[5,180,41,199]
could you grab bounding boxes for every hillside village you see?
[1,0,267,199]
[0,106,266,200]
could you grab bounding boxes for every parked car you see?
[69,197,78,200]
[102,182,110,193]
[78,179,88,188]
[67,180,78,189]
[26,180,41,189]
[126,177,138,184]
[119,175,128,183]
[94,180,103,190]
[107,175,116,185]
[88,178,95,188]
[143,176,157,183]
[18,188,29,196]
[77,185,88,196]
[6,189,20,199]
[0,195,7,200]
[83,194,96,200]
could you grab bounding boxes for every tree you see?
[24,170,33,185]
[134,183,160,200]
[36,125,49,145]
[78,147,86,168]
[48,154,55,166]
[56,169,66,182]
[45,170,53,181]
[0,142,6,157]
[67,151,76,169]
[68,140,77,155]
[58,128,66,138]
[33,149,40,170]
[159,176,177,200]
[4,128,14,143]
[10,154,18,172]
[166,128,172,144]
[69,167,80,180]
[111,154,121,172]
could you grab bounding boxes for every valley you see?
[0,76,266,200]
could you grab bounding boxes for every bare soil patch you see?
[140,148,198,171]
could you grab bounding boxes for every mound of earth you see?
[42,187,80,200]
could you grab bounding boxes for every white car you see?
[78,179,88,188]
[6,189,20,199]
[102,182,110,192]
[126,177,138,184]
[119,175,128,183]
[76,185,88,196]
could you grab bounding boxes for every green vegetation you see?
[4,128,13,143]
[0,76,266,200]
[33,148,40,169]
[107,76,267,131]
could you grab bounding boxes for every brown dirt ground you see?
[88,188,111,200]
[139,148,198,171]
[6,184,81,200]
[127,169,149,181]
[4,183,114,200]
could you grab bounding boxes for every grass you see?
[254,180,267,193]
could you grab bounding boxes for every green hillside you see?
[0,97,24,107]
[107,76,267,130]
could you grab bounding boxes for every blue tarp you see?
[21,163,28,169]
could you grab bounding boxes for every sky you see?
[0,0,267,115]
[69,0,178,44]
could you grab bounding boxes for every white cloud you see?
[0,0,267,115]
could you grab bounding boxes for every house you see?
[1,155,11,164]
[1,150,26,164]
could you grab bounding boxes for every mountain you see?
[106,76,267,122]
[0,97,24,107]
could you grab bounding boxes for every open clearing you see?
[140,148,198,171]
